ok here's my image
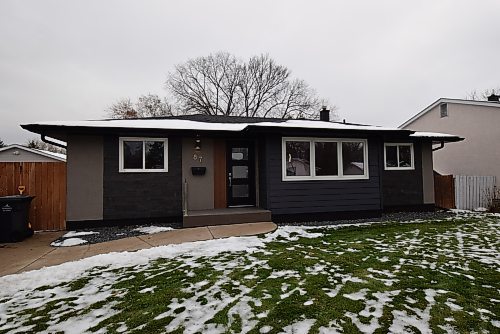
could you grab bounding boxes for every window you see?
[440,103,448,118]
[315,141,338,176]
[342,141,365,175]
[282,138,368,181]
[285,140,311,176]
[119,137,168,172]
[384,143,414,170]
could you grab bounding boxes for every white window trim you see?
[384,143,414,170]
[281,137,369,181]
[119,137,168,173]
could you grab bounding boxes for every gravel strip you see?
[51,222,182,246]
[52,211,456,246]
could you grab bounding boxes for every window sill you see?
[119,169,168,173]
[384,167,415,171]
[282,175,369,181]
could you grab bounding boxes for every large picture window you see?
[119,137,168,172]
[384,143,414,170]
[282,138,368,181]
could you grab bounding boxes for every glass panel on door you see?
[227,142,254,206]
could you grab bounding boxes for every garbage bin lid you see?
[0,195,35,202]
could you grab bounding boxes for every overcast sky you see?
[1,0,499,144]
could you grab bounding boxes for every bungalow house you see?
[21,110,461,229]
[400,95,500,187]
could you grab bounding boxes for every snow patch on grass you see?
[389,289,444,334]
[281,319,316,334]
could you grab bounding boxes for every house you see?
[400,95,500,186]
[21,110,461,229]
[0,144,66,162]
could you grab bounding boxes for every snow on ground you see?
[132,225,174,234]
[50,238,88,247]
[61,231,99,238]
[0,212,499,333]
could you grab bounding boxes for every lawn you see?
[0,213,499,333]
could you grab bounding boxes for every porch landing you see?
[183,207,272,228]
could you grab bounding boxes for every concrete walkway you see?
[0,222,276,277]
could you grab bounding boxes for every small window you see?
[119,137,168,172]
[384,143,414,170]
[231,148,248,161]
[440,103,448,118]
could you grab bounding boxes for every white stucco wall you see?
[181,137,214,211]
[402,102,500,186]
[66,135,104,221]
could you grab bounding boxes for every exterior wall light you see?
[194,137,202,151]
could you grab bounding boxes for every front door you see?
[227,141,255,207]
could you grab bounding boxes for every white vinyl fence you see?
[454,175,496,210]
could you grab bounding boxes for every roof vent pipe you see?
[320,106,330,122]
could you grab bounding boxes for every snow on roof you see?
[410,131,460,138]
[251,119,402,131]
[39,149,67,160]
[0,144,66,161]
[23,118,406,133]
[25,119,248,131]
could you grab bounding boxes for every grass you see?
[0,213,499,333]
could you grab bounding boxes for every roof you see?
[22,114,413,133]
[400,98,500,128]
[0,144,66,162]
[21,114,462,143]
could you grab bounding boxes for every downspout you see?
[183,178,188,216]
[432,141,445,152]
[41,135,67,149]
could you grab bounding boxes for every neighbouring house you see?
[0,144,66,162]
[0,144,67,231]
[400,95,500,186]
[21,110,461,229]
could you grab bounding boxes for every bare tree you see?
[107,94,172,119]
[167,52,241,116]
[107,98,137,118]
[136,94,173,117]
[465,88,500,101]
[26,139,65,154]
[167,52,329,119]
[0,138,5,148]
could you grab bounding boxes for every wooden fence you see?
[434,173,455,209]
[454,175,496,210]
[0,162,66,231]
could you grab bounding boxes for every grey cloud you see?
[1,0,499,143]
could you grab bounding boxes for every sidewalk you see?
[0,222,276,277]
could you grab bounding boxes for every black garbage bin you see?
[0,195,35,243]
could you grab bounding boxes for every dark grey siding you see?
[257,138,269,209]
[103,135,182,220]
[381,141,424,208]
[264,135,382,215]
